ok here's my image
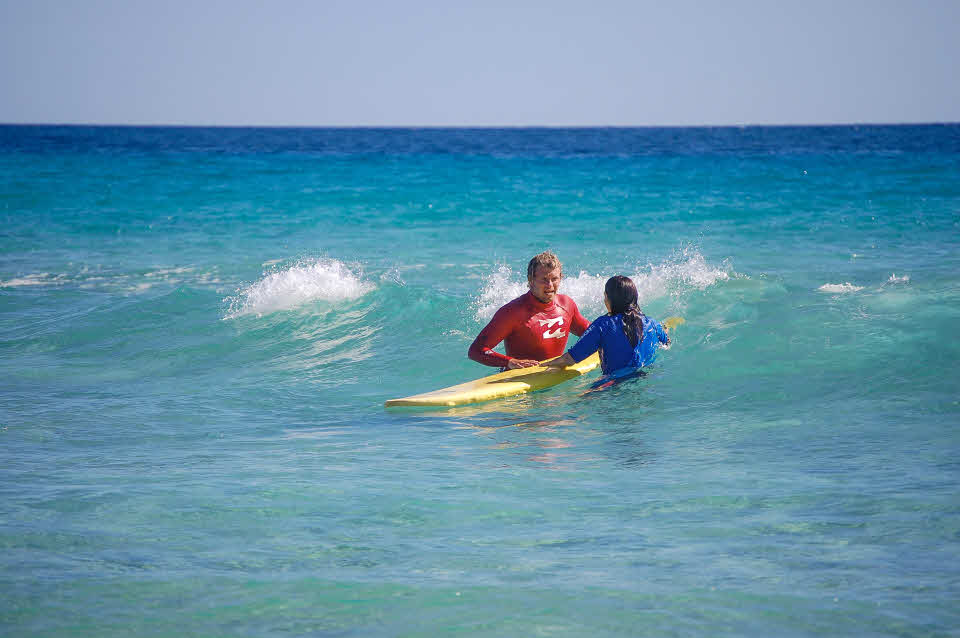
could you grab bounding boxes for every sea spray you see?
[883,273,911,286]
[223,258,373,319]
[473,250,731,321]
[474,265,528,320]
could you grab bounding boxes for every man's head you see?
[527,251,563,304]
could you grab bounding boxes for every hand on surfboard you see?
[661,316,685,349]
[506,358,540,369]
[541,353,575,369]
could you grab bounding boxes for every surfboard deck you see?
[385,353,600,407]
[385,317,684,408]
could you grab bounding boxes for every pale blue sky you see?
[2,0,958,126]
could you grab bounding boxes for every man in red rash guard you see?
[469,252,590,370]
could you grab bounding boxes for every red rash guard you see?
[468,292,590,367]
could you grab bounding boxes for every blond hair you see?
[527,251,563,280]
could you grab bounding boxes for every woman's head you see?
[604,275,644,347]
[604,275,639,314]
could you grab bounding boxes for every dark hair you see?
[604,275,644,347]
[527,251,562,280]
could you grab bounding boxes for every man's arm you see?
[468,305,536,368]
[468,333,512,367]
[568,301,590,337]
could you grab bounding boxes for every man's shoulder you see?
[501,291,532,311]
[491,292,532,319]
[555,294,581,311]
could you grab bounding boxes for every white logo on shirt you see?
[538,316,565,339]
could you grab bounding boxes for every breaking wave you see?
[474,249,731,321]
[223,258,373,319]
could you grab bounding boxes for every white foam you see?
[553,271,609,317]
[224,258,373,318]
[0,273,68,287]
[886,273,910,285]
[3,266,223,293]
[474,265,529,320]
[818,283,864,293]
[630,250,730,306]
[473,250,729,322]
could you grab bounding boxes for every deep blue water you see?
[2,125,959,636]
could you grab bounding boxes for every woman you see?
[544,275,670,378]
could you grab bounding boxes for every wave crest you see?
[224,258,373,318]
[474,250,730,322]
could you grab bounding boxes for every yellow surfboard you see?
[384,317,683,408]
[384,353,601,408]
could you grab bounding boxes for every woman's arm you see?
[542,352,576,368]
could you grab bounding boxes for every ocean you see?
[1,124,958,636]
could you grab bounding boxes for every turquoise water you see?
[2,125,959,636]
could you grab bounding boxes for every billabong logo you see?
[538,316,565,339]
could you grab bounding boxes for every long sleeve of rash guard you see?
[468,305,516,367]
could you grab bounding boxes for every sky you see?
[1,0,958,127]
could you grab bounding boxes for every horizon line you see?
[2,121,958,130]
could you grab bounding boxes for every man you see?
[468,252,590,369]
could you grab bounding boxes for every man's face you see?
[528,266,562,304]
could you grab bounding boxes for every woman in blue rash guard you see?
[544,275,670,379]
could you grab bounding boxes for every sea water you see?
[1,125,958,636]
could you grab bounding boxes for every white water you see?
[224,258,373,318]
[474,250,731,321]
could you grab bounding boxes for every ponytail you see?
[621,302,644,348]
[604,275,644,347]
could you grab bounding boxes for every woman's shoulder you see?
[590,314,619,329]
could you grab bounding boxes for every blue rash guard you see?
[567,313,670,377]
